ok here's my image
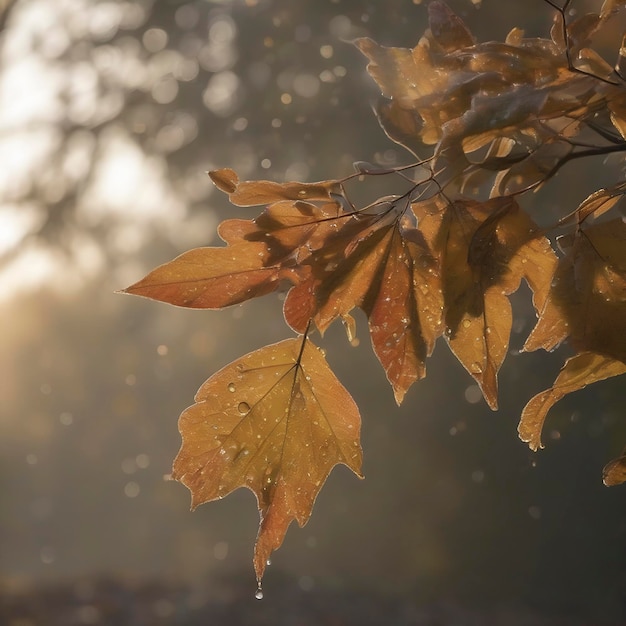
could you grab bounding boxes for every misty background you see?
[0,0,624,623]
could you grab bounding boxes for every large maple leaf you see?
[171,337,363,587]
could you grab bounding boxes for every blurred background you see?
[0,0,624,624]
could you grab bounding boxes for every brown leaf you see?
[427,1,475,53]
[362,226,444,403]
[521,220,626,481]
[121,243,291,308]
[574,182,626,222]
[374,97,424,156]
[283,214,444,402]
[601,0,626,19]
[417,197,556,408]
[122,201,343,309]
[603,452,626,486]
[209,167,238,194]
[524,219,626,362]
[172,338,363,584]
[283,214,394,333]
[519,352,626,451]
[210,168,340,206]
[609,93,626,140]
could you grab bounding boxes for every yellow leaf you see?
[171,338,363,584]
[418,197,556,409]
[519,352,626,451]
[209,168,340,206]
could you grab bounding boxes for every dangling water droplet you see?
[255,584,264,600]
[238,401,250,414]
[266,557,272,566]
[228,382,236,393]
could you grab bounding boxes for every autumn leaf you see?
[121,199,342,309]
[282,212,444,403]
[427,0,475,52]
[519,351,626,451]
[171,337,363,585]
[603,451,626,486]
[521,219,626,472]
[416,197,556,409]
[361,226,443,404]
[282,213,394,334]
[524,219,626,362]
[209,168,340,206]
[574,182,626,223]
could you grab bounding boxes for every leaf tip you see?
[602,455,626,487]
[209,167,239,193]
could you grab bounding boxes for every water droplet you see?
[266,558,272,566]
[462,319,471,329]
[228,383,236,393]
[255,585,264,600]
[238,402,250,414]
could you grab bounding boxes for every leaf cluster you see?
[123,0,626,587]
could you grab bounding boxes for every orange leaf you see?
[603,452,626,486]
[524,218,626,362]
[122,201,343,309]
[283,214,444,402]
[121,243,294,309]
[283,214,393,333]
[519,352,626,451]
[362,226,443,403]
[171,338,363,584]
[209,168,340,206]
[417,197,556,408]
[574,182,626,223]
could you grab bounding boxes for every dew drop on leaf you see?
[228,382,236,392]
[238,401,250,414]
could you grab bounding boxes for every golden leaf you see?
[172,338,363,584]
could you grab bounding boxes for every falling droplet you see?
[238,401,250,414]
[228,383,236,393]
[255,584,264,600]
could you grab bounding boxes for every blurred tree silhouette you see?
[0,0,567,288]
